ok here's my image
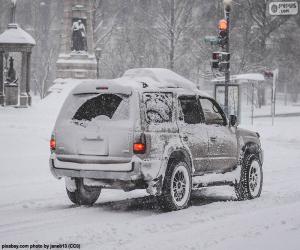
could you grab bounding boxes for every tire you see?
[158,160,192,211]
[66,178,101,206]
[235,153,263,200]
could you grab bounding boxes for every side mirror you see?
[229,115,237,127]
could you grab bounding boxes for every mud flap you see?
[146,175,163,196]
[65,177,76,192]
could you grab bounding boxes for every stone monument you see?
[0,0,36,107]
[56,0,97,79]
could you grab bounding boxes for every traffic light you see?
[218,19,228,47]
[219,61,230,71]
[264,71,274,78]
[212,52,220,69]
[211,52,230,71]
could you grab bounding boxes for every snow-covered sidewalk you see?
[0,84,300,250]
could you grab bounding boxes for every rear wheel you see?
[158,160,192,211]
[235,154,263,200]
[66,178,101,205]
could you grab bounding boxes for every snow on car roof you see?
[123,68,196,90]
[70,68,210,97]
[71,79,133,95]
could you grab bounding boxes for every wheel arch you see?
[241,142,263,164]
[158,147,194,181]
[167,149,193,170]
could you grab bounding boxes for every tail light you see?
[50,136,56,151]
[133,133,146,154]
[133,143,146,154]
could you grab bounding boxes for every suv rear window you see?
[57,93,130,127]
[73,94,128,121]
[143,92,173,124]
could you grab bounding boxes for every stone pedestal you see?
[5,84,18,106]
[56,52,96,79]
[56,0,97,79]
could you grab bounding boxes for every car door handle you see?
[210,136,217,142]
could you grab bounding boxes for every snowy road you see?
[1,86,300,250]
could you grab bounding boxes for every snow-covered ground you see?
[1,81,300,250]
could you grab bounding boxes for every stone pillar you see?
[59,0,73,55]
[0,52,4,105]
[26,51,32,106]
[19,51,28,107]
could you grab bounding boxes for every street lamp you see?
[223,0,232,11]
[95,47,102,79]
[10,0,17,23]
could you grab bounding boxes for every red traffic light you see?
[212,52,230,61]
[212,52,220,60]
[264,71,274,78]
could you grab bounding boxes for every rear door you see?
[177,95,210,175]
[141,92,179,162]
[55,91,137,163]
[199,97,238,173]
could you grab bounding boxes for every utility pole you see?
[169,0,175,70]
[204,0,232,117]
[271,69,278,126]
[223,0,232,117]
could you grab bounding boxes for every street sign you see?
[204,36,219,45]
[269,2,298,15]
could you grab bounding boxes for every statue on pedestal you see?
[72,19,87,52]
[6,57,18,85]
[56,0,97,79]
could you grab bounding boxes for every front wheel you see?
[158,160,192,211]
[66,178,101,206]
[235,154,263,200]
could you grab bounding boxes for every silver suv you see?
[50,69,263,211]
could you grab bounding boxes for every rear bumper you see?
[50,159,141,181]
[49,154,161,182]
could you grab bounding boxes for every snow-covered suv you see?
[49,68,263,211]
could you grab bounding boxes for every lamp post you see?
[223,0,232,117]
[10,0,17,23]
[95,47,102,79]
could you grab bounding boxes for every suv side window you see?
[143,92,173,124]
[179,96,203,124]
[199,98,227,126]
